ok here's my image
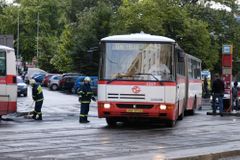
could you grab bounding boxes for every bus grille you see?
[108,93,145,100]
[120,112,149,117]
[117,104,153,109]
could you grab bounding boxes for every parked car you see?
[90,76,98,96]
[48,75,62,91]
[32,73,46,84]
[72,76,98,95]
[43,74,55,87]
[24,68,47,84]
[72,76,85,94]
[17,76,28,97]
[61,76,79,93]
[58,73,83,90]
[62,73,84,77]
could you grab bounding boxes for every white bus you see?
[0,45,17,117]
[97,33,202,127]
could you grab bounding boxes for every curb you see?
[173,150,240,160]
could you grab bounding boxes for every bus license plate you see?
[126,109,143,113]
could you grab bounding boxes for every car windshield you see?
[100,42,174,81]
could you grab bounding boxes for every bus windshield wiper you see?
[107,77,122,84]
[107,73,162,84]
[107,73,128,84]
[134,73,160,82]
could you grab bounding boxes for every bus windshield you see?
[101,42,174,81]
[0,50,6,76]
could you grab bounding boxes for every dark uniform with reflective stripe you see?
[78,83,94,123]
[32,83,44,120]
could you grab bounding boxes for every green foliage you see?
[50,25,73,73]
[111,0,165,35]
[70,1,113,75]
[1,0,240,74]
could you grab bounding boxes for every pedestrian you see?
[78,77,96,123]
[29,79,44,120]
[211,74,225,116]
[232,81,239,112]
[203,76,209,98]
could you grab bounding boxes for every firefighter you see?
[78,76,96,123]
[29,79,44,120]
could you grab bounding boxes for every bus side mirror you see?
[177,50,185,62]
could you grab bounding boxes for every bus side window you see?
[0,51,6,76]
[176,49,185,76]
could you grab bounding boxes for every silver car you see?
[48,75,62,91]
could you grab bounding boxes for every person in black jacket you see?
[78,77,96,123]
[30,79,44,120]
[211,74,225,116]
[232,81,239,112]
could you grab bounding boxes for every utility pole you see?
[36,12,39,59]
[17,10,20,60]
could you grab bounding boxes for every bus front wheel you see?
[166,120,176,127]
[106,118,117,126]
[189,97,197,115]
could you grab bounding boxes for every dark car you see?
[72,76,98,95]
[62,73,84,77]
[61,76,79,93]
[17,76,28,97]
[59,73,83,90]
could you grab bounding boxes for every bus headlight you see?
[104,103,111,109]
[160,104,167,110]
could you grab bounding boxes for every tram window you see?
[0,51,6,76]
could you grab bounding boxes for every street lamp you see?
[13,3,21,61]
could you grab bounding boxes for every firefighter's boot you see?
[79,116,84,123]
[35,112,42,120]
[32,111,37,120]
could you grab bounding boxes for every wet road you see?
[1,87,240,160]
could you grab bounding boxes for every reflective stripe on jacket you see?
[32,83,44,102]
[78,83,93,104]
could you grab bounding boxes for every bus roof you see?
[101,33,175,43]
[0,45,14,51]
[186,53,202,63]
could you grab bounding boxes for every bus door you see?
[0,50,8,113]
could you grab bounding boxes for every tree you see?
[111,0,217,69]
[68,1,113,75]
[184,0,240,73]
[51,25,74,73]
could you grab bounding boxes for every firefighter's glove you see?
[92,97,96,102]
[78,96,82,102]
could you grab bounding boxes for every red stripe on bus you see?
[0,75,16,84]
[188,79,202,83]
[6,75,16,84]
[98,80,176,86]
[0,101,17,115]
[177,76,186,83]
